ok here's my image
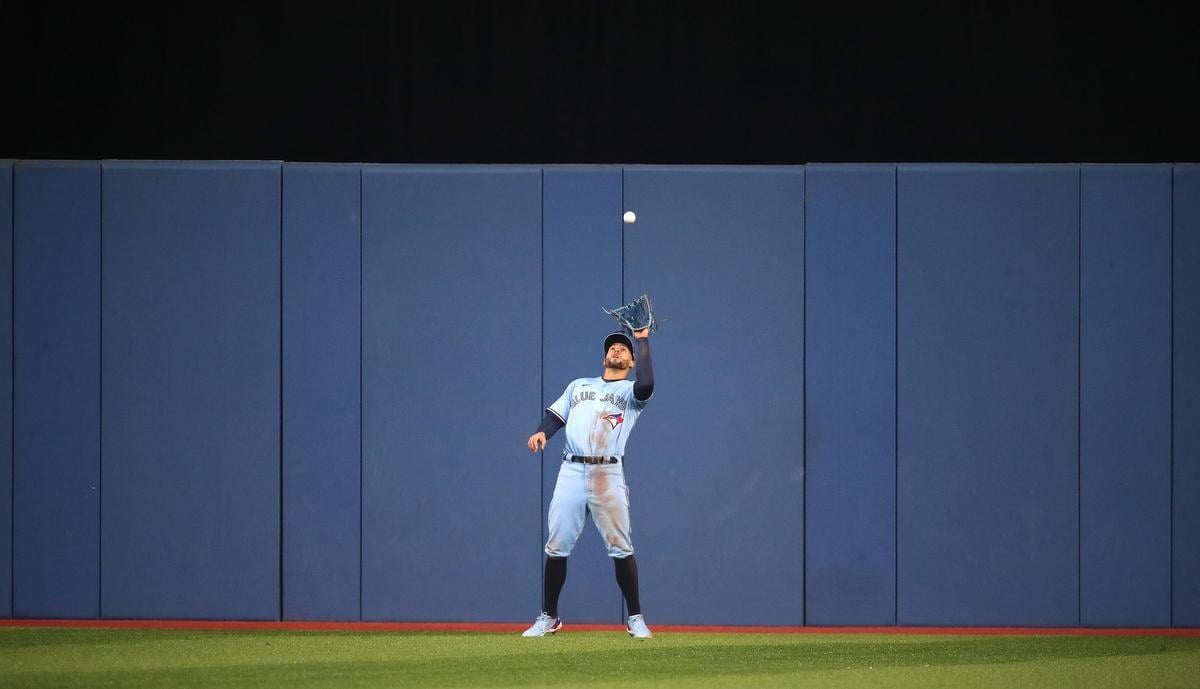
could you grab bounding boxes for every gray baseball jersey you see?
[546,377,649,458]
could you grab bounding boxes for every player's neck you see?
[601,367,631,381]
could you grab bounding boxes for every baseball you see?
[623,210,637,224]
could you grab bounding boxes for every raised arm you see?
[632,329,654,402]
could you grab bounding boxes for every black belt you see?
[565,454,620,465]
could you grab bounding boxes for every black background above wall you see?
[4,2,1197,163]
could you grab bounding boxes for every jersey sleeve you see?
[630,381,649,410]
[546,380,574,423]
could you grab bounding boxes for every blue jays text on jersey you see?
[570,389,630,410]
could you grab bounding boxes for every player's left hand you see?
[633,328,650,339]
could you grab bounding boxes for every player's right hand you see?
[527,432,547,452]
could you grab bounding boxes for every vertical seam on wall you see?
[801,167,807,626]
[9,164,14,619]
[539,169,545,614]
[1169,165,1174,628]
[278,165,285,622]
[620,167,626,623]
[620,168,626,306]
[1080,164,1089,628]
[358,166,364,621]
[97,163,103,619]
[893,164,900,626]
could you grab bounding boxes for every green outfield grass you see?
[2,627,1198,689]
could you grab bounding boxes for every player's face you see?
[605,343,633,370]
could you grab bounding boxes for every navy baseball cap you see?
[603,332,635,358]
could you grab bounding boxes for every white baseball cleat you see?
[522,613,562,637]
[626,613,653,639]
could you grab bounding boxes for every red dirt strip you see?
[2,619,1197,636]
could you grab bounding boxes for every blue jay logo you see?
[602,413,624,429]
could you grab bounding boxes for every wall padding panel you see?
[896,164,1078,626]
[622,166,805,625]
[13,161,101,618]
[282,163,361,621]
[1174,165,1200,627]
[1079,165,1172,626]
[361,166,541,621]
[804,164,896,625]
[101,162,281,619]
[541,167,625,622]
[0,161,11,618]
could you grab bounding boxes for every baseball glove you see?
[603,294,658,334]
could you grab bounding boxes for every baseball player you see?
[523,327,656,638]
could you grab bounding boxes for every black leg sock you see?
[543,556,567,618]
[614,555,641,616]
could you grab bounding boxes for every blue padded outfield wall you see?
[0,161,11,618]
[3,161,1197,627]
[13,162,101,618]
[1079,165,1172,627]
[541,168,624,622]
[360,167,542,622]
[100,163,281,620]
[804,164,896,625]
[282,164,361,621]
[1177,165,1200,627]
[897,165,1080,626]
[623,167,806,625]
